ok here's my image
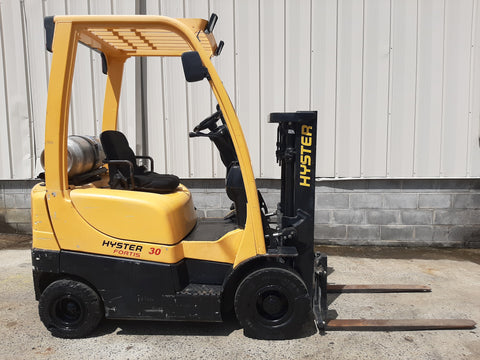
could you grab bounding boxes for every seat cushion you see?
[134,173,180,192]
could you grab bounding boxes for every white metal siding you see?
[1,0,480,180]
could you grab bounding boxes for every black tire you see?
[39,279,103,338]
[234,267,310,340]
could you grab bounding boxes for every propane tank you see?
[40,135,105,177]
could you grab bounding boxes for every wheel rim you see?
[52,295,84,326]
[255,285,291,324]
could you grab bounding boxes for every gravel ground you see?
[0,237,479,360]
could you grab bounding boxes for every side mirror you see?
[181,51,209,82]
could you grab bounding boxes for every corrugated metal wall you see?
[1,0,480,180]
[0,0,138,180]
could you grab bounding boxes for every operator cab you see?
[43,100,252,249]
[58,50,264,246]
[47,89,251,248]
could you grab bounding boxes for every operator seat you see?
[100,130,179,193]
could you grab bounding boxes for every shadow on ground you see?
[0,234,32,250]
[92,319,241,337]
[91,316,318,339]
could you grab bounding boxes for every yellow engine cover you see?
[70,184,197,245]
[31,183,59,251]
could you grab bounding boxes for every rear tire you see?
[39,279,103,338]
[234,267,310,340]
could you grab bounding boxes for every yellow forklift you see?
[32,14,475,339]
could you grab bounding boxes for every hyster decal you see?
[299,124,313,187]
[102,240,142,258]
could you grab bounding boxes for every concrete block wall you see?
[0,180,39,234]
[1,178,479,248]
[312,179,480,248]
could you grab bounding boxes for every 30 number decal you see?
[148,247,162,256]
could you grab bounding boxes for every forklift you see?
[32,14,475,339]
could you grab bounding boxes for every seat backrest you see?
[100,130,142,177]
[225,163,247,228]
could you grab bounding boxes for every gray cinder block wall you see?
[1,178,480,248]
[0,180,39,234]
[312,179,480,248]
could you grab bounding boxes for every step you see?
[177,283,223,297]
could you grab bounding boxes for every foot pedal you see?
[224,209,236,221]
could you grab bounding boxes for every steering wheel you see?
[190,105,224,136]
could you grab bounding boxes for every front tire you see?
[39,279,103,338]
[234,267,310,340]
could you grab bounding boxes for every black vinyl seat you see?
[100,130,179,193]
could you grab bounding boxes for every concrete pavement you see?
[1,238,479,360]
